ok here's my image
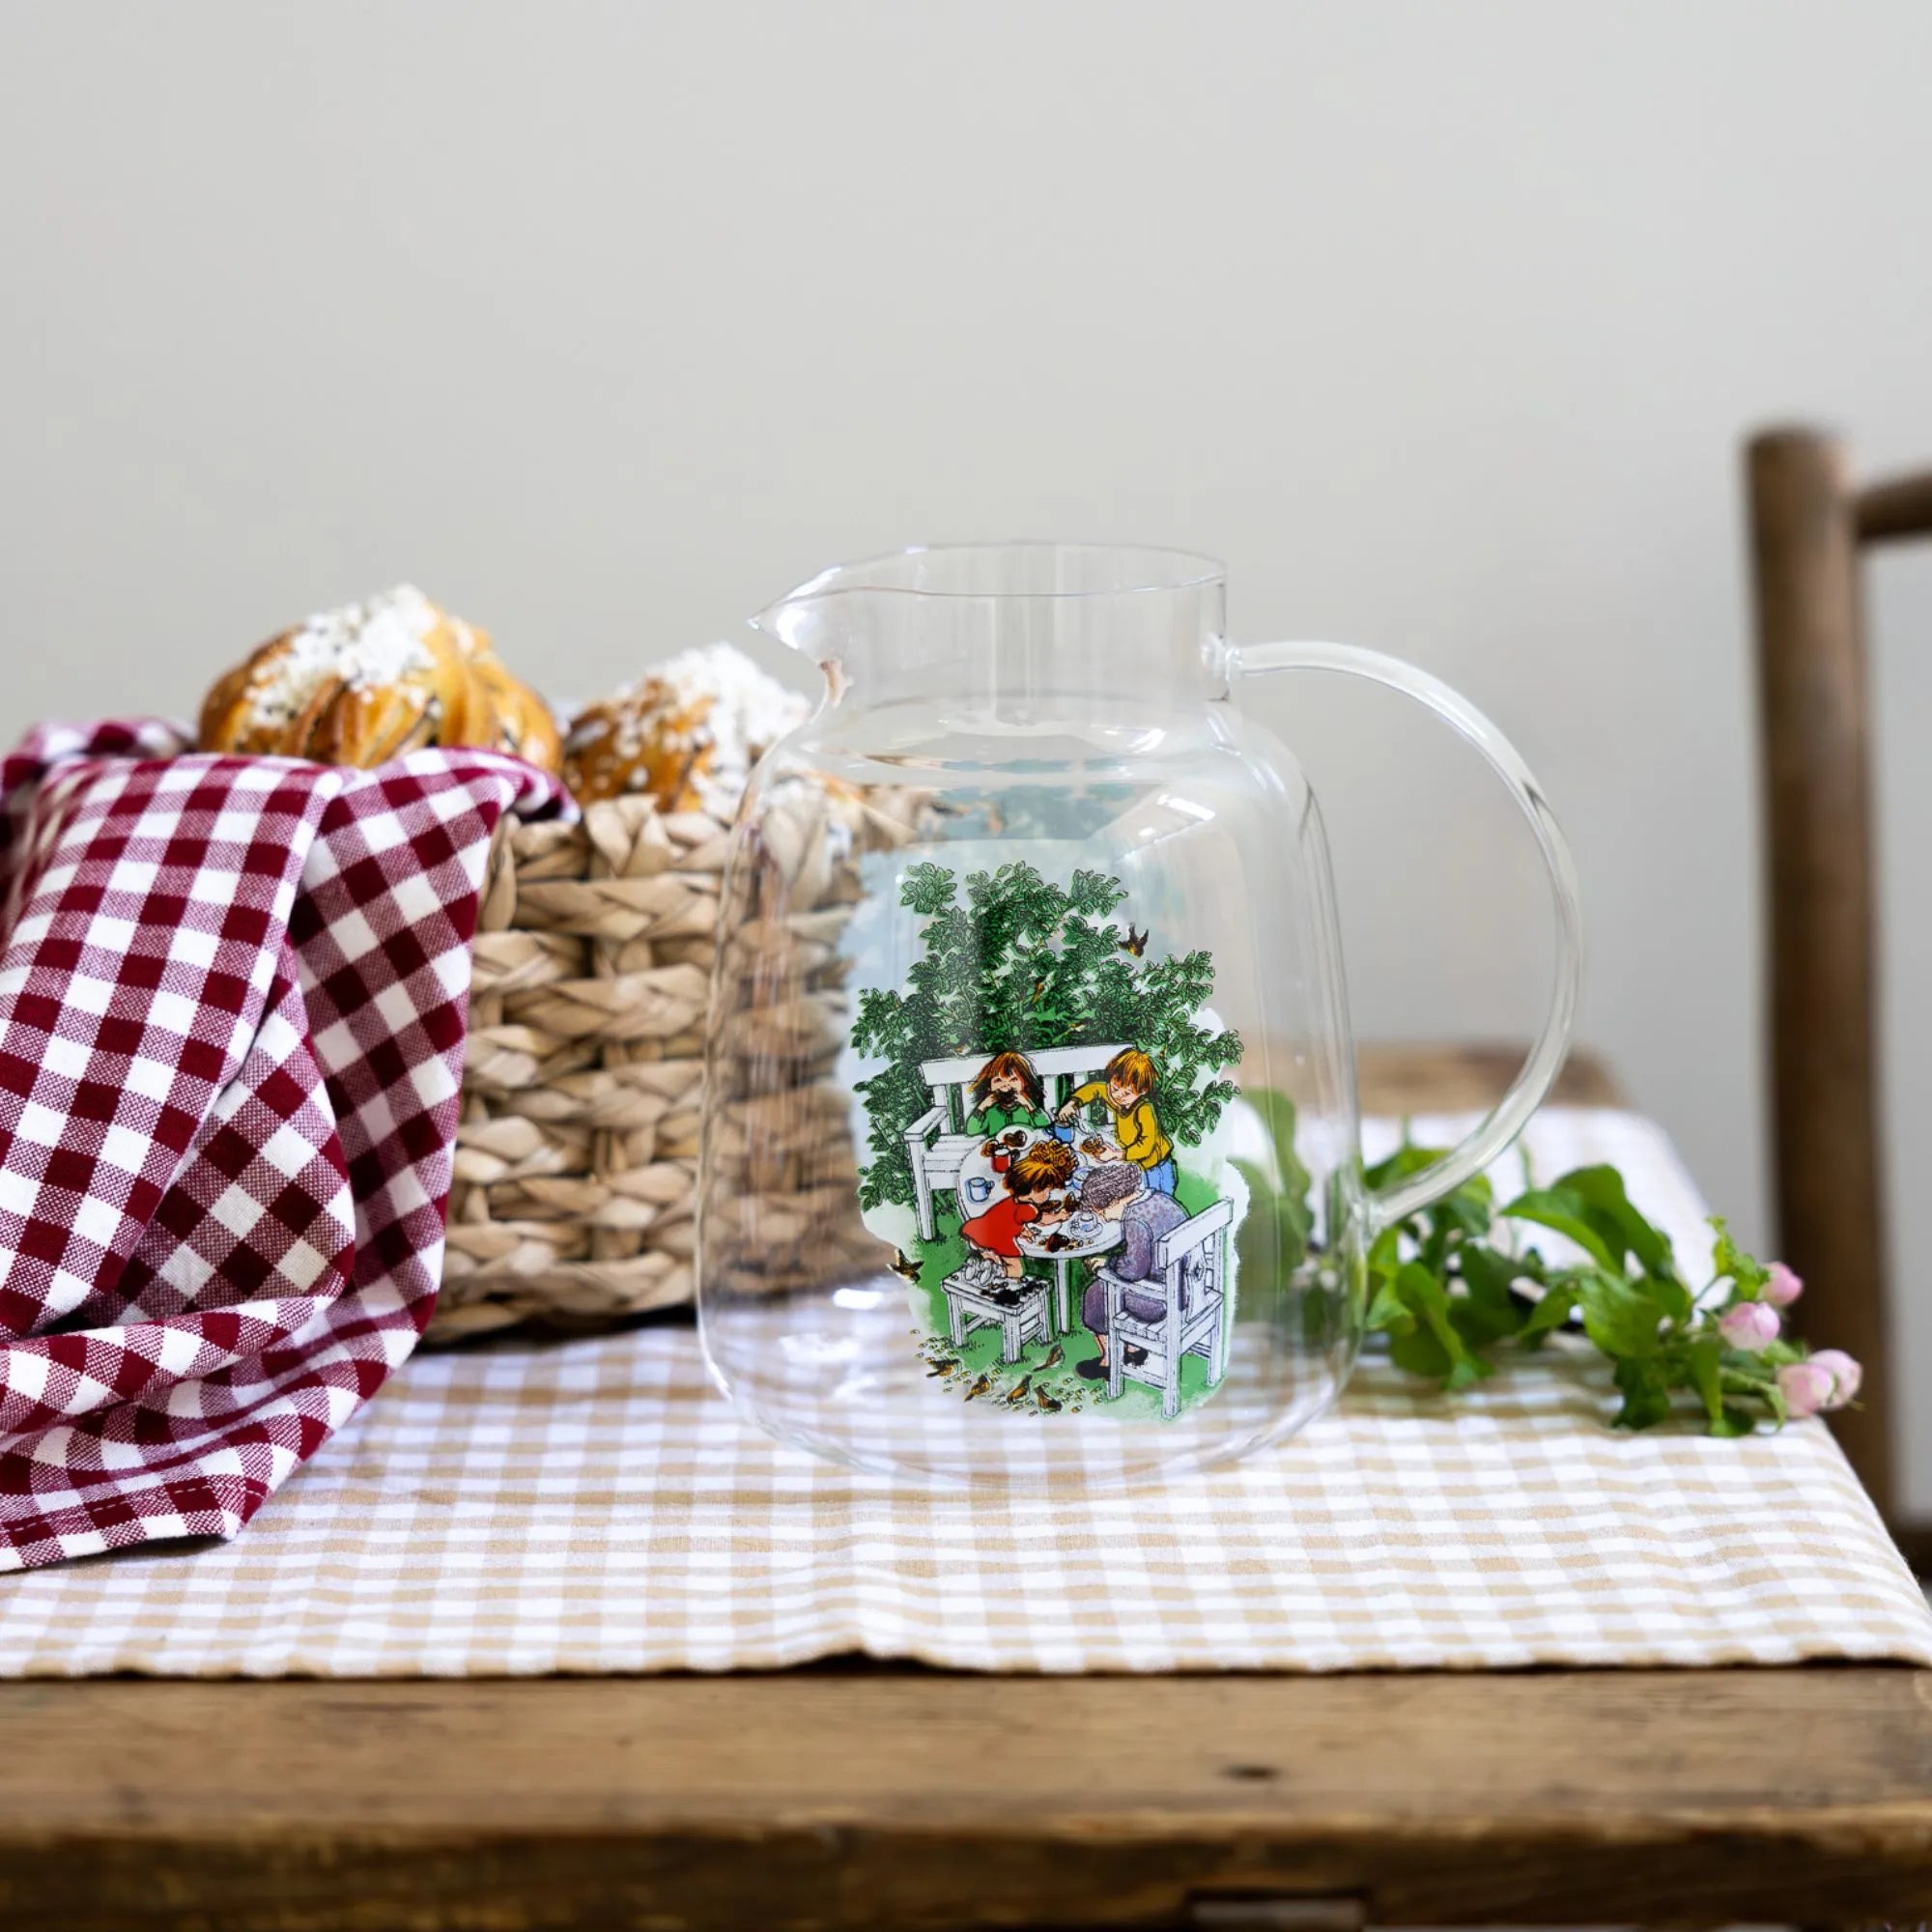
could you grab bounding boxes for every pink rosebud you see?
[1807,1348,1862,1409]
[1778,1360,1835,1419]
[1719,1300,1780,1350]
[1763,1262,1804,1308]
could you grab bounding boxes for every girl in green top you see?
[964,1050,1055,1136]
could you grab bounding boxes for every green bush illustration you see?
[850,862,1242,1210]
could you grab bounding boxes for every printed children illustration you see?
[1057,1047,1175,1194]
[958,1138,1075,1281]
[850,860,1243,1420]
[965,1050,1055,1136]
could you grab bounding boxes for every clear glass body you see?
[696,545,1578,1486]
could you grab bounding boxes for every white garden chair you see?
[904,1043,1128,1242]
[1099,1198,1235,1418]
[941,1261,1053,1365]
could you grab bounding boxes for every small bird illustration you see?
[1035,1387,1064,1412]
[1002,1374,1035,1406]
[1034,1344,1065,1373]
[1118,923,1149,958]
[888,1249,922,1284]
[963,1373,994,1401]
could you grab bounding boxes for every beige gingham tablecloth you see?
[0,1107,1925,1676]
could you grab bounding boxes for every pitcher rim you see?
[767,541,1228,610]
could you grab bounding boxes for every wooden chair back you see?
[1746,425,1932,1548]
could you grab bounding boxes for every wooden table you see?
[5,1045,1928,1932]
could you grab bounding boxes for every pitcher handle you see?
[1229,640,1583,1234]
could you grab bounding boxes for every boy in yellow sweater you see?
[1057,1048,1176,1195]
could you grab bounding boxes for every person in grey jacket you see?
[1076,1160,1188,1381]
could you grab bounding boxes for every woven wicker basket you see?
[436,786,918,1343]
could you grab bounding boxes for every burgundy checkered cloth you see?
[0,721,567,1571]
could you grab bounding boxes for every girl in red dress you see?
[958,1138,1076,1279]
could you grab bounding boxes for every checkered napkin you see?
[0,720,565,1573]
[1,1107,1924,1675]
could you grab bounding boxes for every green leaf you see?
[1718,1363,1787,1426]
[898,861,957,916]
[1612,1356,1673,1430]
[1687,1335,1724,1428]
[1230,1092,1314,1293]
[1362,1142,1447,1196]
[1458,1243,1524,1306]
[1449,1296,1521,1352]
[1367,1221,1404,1281]
[1434,1184,1495,1241]
[1066,869,1127,919]
[1576,1269,1665,1359]
[1644,1268,1693,1326]
[1233,1154,1314,1289]
[1555,1166,1675,1275]
[1451,1244,1530,1349]
[1712,1405,1758,1437]
[1710,1215,1770,1298]
[1517,1279,1580,1345]
[1388,1322,1453,1379]
[1502,1188,1620,1271]
[1383,1261,1489,1391]
[1365,1280,1413,1334]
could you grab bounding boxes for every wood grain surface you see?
[0,1669,1928,1928]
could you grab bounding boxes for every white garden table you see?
[1017,1216,1122,1336]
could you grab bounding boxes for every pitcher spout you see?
[749,544,1230,711]
[749,560,852,654]
[750,562,877,706]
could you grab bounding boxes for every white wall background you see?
[3,3,1928,1494]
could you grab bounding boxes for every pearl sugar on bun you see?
[563,643,810,813]
[198,586,560,774]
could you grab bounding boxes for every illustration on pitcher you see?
[851,860,1244,1419]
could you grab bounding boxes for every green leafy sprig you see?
[1362,1142,1852,1435]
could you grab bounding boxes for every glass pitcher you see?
[696,544,1579,1486]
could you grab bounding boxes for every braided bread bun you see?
[564,643,809,811]
[197,586,561,774]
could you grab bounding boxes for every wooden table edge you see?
[2,1666,1929,1927]
[1355,1042,1626,1113]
